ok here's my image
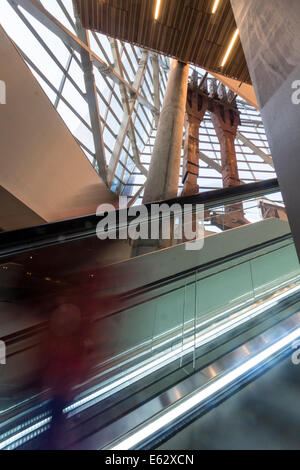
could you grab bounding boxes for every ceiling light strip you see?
[212,0,221,14]
[154,0,161,20]
[221,28,239,67]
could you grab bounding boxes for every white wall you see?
[0,26,115,227]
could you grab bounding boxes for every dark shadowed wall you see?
[231,0,300,262]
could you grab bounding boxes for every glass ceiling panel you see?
[1,0,277,207]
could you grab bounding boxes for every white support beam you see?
[199,151,222,173]
[151,54,160,128]
[236,131,274,168]
[109,39,145,188]
[75,13,107,183]
[108,50,150,185]
[128,184,145,206]
[9,0,158,113]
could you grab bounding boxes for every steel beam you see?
[236,131,274,168]
[9,0,158,113]
[108,49,149,185]
[75,13,107,183]
[109,39,147,187]
[151,54,160,128]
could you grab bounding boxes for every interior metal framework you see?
[74,0,252,84]
[1,0,278,206]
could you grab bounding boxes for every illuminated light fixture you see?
[221,28,239,67]
[110,326,300,450]
[154,0,161,20]
[0,417,51,450]
[212,0,221,14]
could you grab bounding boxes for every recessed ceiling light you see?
[212,0,221,14]
[221,28,239,67]
[154,0,161,20]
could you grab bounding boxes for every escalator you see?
[1,178,300,450]
[159,355,300,450]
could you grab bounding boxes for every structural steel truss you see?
[2,0,278,206]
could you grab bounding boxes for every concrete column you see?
[210,105,240,188]
[143,60,189,203]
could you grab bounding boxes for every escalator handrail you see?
[0,178,279,257]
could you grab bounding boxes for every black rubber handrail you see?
[0,178,279,257]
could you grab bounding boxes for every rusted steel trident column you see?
[210,83,247,228]
[210,84,241,188]
[182,83,208,196]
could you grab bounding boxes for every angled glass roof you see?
[1,0,279,206]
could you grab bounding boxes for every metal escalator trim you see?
[2,237,293,358]
[1,279,300,450]
[3,273,298,438]
[80,274,300,390]
[67,280,300,415]
[1,241,295,433]
[0,179,279,258]
[0,416,51,450]
[118,236,293,307]
[106,313,300,450]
